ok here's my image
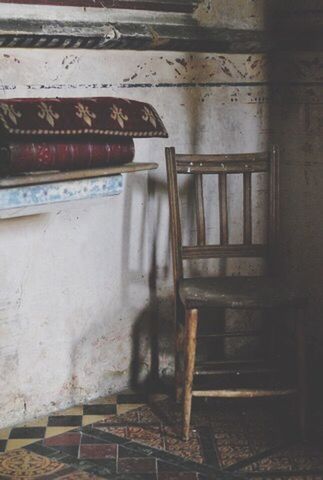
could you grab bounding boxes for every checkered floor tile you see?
[0,392,321,479]
[0,390,148,453]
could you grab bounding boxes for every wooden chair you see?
[165,146,307,441]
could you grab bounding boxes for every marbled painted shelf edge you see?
[0,174,123,213]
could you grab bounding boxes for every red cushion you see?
[0,97,168,139]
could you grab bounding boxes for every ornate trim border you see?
[0,0,197,12]
[0,26,269,52]
[3,128,168,137]
[0,4,270,52]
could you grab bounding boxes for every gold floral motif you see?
[75,103,96,127]
[0,449,65,476]
[110,104,128,129]
[0,104,22,125]
[38,102,59,127]
[59,472,95,479]
[142,106,157,128]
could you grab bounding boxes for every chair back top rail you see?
[176,153,269,174]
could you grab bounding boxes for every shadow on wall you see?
[126,173,170,393]
[124,52,204,393]
[61,174,154,403]
[127,2,323,407]
[123,47,271,393]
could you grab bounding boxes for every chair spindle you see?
[219,173,229,245]
[243,172,252,244]
[195,174,206,246]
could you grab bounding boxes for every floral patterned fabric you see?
[0,97,168,139]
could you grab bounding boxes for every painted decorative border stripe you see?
[0,0,196,12]
[0,174,122,210]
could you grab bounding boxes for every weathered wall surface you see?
[0,0,320,430]
[271,2,323,398]
[0,47,268,426]
[195,0,267,29]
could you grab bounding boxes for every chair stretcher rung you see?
[198,331,261,339]
[198,359,263,367]
[182,244,266,259]
[194,367,275,376]
[192,389,297,398]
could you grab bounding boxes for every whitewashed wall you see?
[0,47,268,426]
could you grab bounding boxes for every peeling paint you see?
[0,3,278,428]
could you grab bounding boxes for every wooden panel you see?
[194,174,206,246]
[0,162,157,188]
[182,244,266,259]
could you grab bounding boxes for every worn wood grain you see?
[182,244,266,259]
[165,146,307,441]
[243,172,252,244]
[219,173,228,245]
[194,174,206,246]
[0,162,158,188]
[192,389,297,398]
[183,308,198,441]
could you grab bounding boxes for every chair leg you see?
[182,308,198,441]
[296,308,307,439]
[175,321,184,403]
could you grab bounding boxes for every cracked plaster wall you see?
[0,45,269,427]
[5,1,322,426]
[195,0,267,29]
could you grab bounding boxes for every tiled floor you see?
[0,391,146,453]
[93,397,323,479]
[0,391,322,479]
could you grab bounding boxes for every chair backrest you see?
[165,146,280,284]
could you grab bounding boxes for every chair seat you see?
[179,276,307,309]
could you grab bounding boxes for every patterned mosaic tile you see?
[0,391,322,479]
[24,427,221,479]
[0,448,101,479]
[0,390,146,453]
[92,397,323,479]
[92,398,204,464]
